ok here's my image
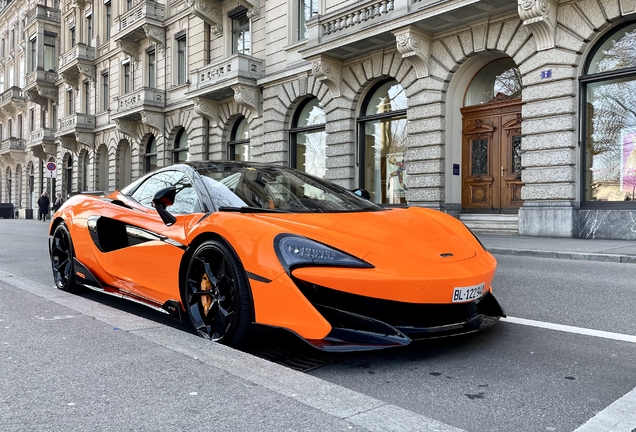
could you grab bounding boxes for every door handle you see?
[501,166,505,177]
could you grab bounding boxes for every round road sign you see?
[46,162,57,172]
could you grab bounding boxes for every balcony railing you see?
[57,113,96,134]
[114,87,165,115]
[59,44,96,69]
[0,87,26,104]
[0,138,26,153]
[26,4,61,26]
[190,54,263,92]
[25,70,58,87]
[119,0,164,32]
[29,128,56,145]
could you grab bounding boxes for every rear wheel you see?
[51,223,79,292]
[183,240,252,347]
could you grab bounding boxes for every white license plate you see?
[452,283,485,303]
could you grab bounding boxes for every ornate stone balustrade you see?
[119,0,165,32]
[57,113,96,134]
[114,87,165,115]
[190,54,263,92]
[25,70,58,87]
[29,128,56,145]
[59,45,96,69]
[319,0,396,37]
[26,4,61,25]
[0,138,26,153]
[0,87,26,105]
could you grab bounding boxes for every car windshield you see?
[197,165,384,213]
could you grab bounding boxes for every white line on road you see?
[502,316,636,344]
[573,386,636,432]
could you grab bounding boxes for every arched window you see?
[173,128,189,163]
[228,117,250,161]
[117,140,131,189]
[82,152,90,191]
[581,22,636,204]
[357,80,408,204]
[65,155,73,197]
[464,58,521,106]
[290,97,326,178]
[6,167,12,203]
[97,145,108,191]
[144,136,157,173]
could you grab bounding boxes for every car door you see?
[101,169,202,305]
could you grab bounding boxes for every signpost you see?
[45,162,57,178]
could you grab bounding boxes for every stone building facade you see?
[0,0,635,239]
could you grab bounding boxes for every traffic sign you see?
[45,162,57,178]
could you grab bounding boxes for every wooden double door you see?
[461,99,523,212]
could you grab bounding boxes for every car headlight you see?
[274,234,373,272]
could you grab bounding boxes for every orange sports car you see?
[49,161,505,351]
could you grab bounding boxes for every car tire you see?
[183,239,253,348]
[51,223,80,292]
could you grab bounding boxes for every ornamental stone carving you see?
[117,40,140,61]
[75,132,95,150]
[25,89,48,107]
[232,85,261,118]
[620,0,636,15]
[192,97,219,126]
[393,26,431,79]
[143,24,165,53]
[141,111,164,133]
[518,0,558,51]
[58,136,77,153]
[78,64,96,81]
[186,0,223,35]
[114,119,138,137]
[310,55,342,98]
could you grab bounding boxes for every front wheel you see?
[183,240,253,347]
[50,223,80,292]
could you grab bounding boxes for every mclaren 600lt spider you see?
[49,161,505,351]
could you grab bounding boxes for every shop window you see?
[357,80,408,205]
[290,97,325,177]
[227,117,250,161]
[581,22,636,204]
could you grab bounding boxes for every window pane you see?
[585,76,636,201]
[587,23,636,75]
[364,81,407,116]
[464,58,521,106]
[296,99,325,128]
[362,115,408,204]
[296,129,326,178]
[234,118,250,140]
[232,143,249,161]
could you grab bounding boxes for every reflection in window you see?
[290,97,326,178]
[231,7,250,55]
[131,170,198,214]
[298,0,318,41]
[583,23,636,202]
[464,58,521,106]
[358,80,408,204]
[144,136,157,173]
[173,128,189,163]
[228,117,250,161]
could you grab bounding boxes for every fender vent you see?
[440,252,454,258]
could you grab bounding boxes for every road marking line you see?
[573,386,636,431]
[503,317,636,344]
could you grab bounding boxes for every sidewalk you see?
[478,234,636,264]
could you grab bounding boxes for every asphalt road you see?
[1,219,635,432]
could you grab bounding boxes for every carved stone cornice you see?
[232,85,261,118]
[143,24,165,53]
[114,119,138,137]
[140,111,164,133]
[58,136,77,153]
[393,26,431,79]
[186,0,223,37]
[116,40,140,61]
[518,0,558,51]
[310,55,342,98]
[192,97,219,126]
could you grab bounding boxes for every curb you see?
[488,248,636,264]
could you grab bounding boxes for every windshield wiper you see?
[217,206,289,213]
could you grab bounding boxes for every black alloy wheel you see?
[184,240,252,347]
[51,223,79,292]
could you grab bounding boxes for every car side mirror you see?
[351,188,371,200]
[152,187,177,226]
